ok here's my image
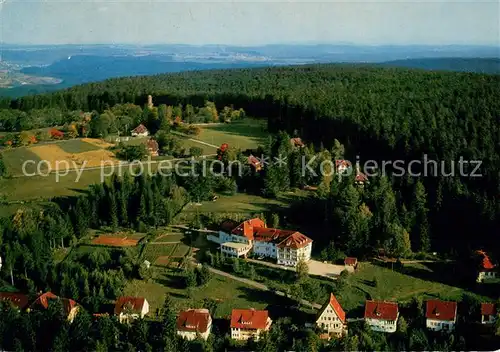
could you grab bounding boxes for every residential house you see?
[230,308,272,341]
[114,296,149,323]
[29,292,79,323]
[476,250,497,283]
[355,168,368,186]
[131,124,149,137]
[426,300,457,332]
[364,300,399,333]
[146,139,159,157]
[344,257,358,270]
[336,160,352,175]
[481,303,497,325]
[248,155,262,171]
[316,294,347,338]
[0,292,29,311]
[176,308,212,341]
[290,137,305,148]
[209,218,313,267]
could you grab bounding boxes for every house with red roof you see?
[344,257,358,270]
[145,139,159,157]
[0,292,30,311]
[28,292,79,323]
[425,300,457,332]
[476,250,497,283]
[210,217,313,267]
[230,308,272,341]
[114,296,149,323]
[131,124,149,137]
[481,303,497,325]
[290,137,305,148]
[364,300,399,333]
[176,308,212,341]
[247,155,262,171]
[316,294,347,338]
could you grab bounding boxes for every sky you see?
[1,0,499,46]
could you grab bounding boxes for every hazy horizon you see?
[1,1,499,47]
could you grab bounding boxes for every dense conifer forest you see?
[1,64,498,255]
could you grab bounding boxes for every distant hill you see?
[379,57,500,74]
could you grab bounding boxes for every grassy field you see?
[337,262,489,314]
[196,119,267,150]
[57,139,101,153]
[123,270,314,322]
[1,147,42,175]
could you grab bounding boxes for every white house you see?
[425,300,457,332]
[316,294,347,338]
[176,309,212,341]
[208,218,313,267]
[364,300,399,333]
[230,308,272,341]
[114,297,149,323]
[131,124,149,137]
[481,303,497,325]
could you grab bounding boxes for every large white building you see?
[208,218,313,267]
[176,309,212,341]
[316,294,347,338]
[364,300,399,333]
[425,300,457,332]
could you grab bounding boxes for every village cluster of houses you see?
[2,290,496,342]
[207,218,313,267]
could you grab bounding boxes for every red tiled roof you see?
[231,218,266,240]
[321,294,346,323]
[344,257,358,266]
[132,124,148,134]
[355,171,368,182]
[336,160,352,169]
[30,292,77,315]
[248,155,261,167]
[146,139,159,151]
[114,296,146,315]
[481,303,496,316]
[290,138,305,147]
[253,227,295,244]
[364,300,399,321]
[177,309,211,333]
[276,231,312,249]
[426,300,457,321]
[0,292,29,310]
[476,250,495,270]
[231,309,270,330]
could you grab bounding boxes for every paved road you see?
[246,258,351,280]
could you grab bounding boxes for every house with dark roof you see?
[131,124,149,137]
[425,300,457,332]
[230,308,272,341]
[476,250,497,283]
[316,294,347,338]
[0,292,29,311]
[481,303,497,325]
[209,217,313,267]
[28,292,79,323]
[114,296,149,323]
[177,308,212,341]
[364,300,399,333]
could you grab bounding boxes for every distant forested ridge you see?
[1,64,499,253]
[379,57,500,74]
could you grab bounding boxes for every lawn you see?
[142,244,176,263]
[123,269,313,322]
[1,147,42,176]
[197,118,268,151]
[56,139,101,153]
[337,262,489,314]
